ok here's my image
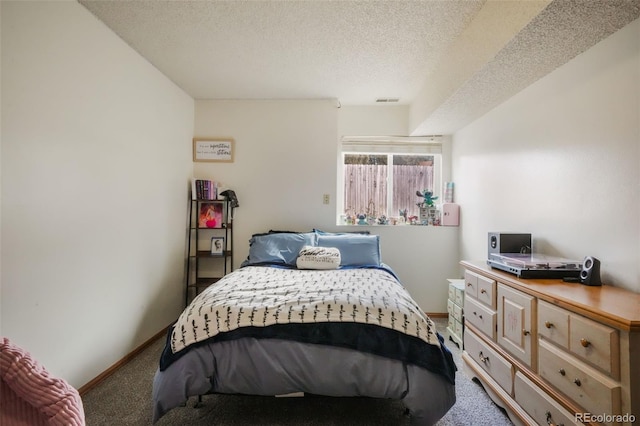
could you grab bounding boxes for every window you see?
[338,136,442,225]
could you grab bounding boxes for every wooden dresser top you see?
[461,260,640,332]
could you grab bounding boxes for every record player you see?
[487,252,582,279]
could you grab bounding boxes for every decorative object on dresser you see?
[446,279,464,347]
[460,260,639,426]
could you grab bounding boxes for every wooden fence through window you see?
[344,164,434,218]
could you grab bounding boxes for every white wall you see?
[453,18,639,292]
[1,1,194,388]
[194,99,339,244]
[193,102,459,313]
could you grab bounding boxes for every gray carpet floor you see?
[82,319,513,425]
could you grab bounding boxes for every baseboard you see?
[78,325,170,396]
[426,312,448,319]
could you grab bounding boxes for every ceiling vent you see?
[375,98,400,103]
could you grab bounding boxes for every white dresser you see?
[461,261,639,426]
[446,278,465,347]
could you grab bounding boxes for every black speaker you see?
[488,232,531,255]
[580,256,602,286]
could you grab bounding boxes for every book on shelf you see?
[191,179,218,200]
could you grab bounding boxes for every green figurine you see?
[416,190,438,207]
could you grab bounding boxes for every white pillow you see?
[296,246,341,270]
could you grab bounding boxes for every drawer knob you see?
[580,338,591,348]
[574,378,582,386]
[545,321,554,329]
[558,368,566,376]
[480,289,487,294]
[523,329,530,336]
[545,411,563,426]
[467,282,472,287]
[478,351,489,363]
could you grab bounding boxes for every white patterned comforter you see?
[170,266,440,355]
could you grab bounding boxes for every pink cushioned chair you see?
[1,337,85,426]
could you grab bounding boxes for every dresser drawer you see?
[463,270,479,299]
[448,279,465,307]
[538,300,569,349]
[448,319,463,343]
[454,286,464,307]
[465,329,514,395]
[476,276,496,309]
[538,339,621,418]
[514,371,579,426]
[569,313,619,379]
[447,299,454,317]
[447,312,455,330]
[452,302,463,322]
[497,284,536,368]
[465,296,496,340]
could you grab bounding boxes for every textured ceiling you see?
[79,0,640,135]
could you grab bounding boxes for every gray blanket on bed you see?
[152,337,456,425]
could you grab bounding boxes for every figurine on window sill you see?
[377,215,389,225]
[416,190,438,207]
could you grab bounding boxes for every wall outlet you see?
[323,194,330,204]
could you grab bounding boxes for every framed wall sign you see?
[193,138,235,162]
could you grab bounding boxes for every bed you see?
[152,231,456,425]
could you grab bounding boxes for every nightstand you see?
[446,278,465,347]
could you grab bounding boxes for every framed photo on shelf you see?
[211,237,225,255]
[199,202,224,228]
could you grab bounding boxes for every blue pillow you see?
[313,229,370,235]
[245,232,317,266]
[317,234,380,267]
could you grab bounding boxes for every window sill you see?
[335,223,458,228]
